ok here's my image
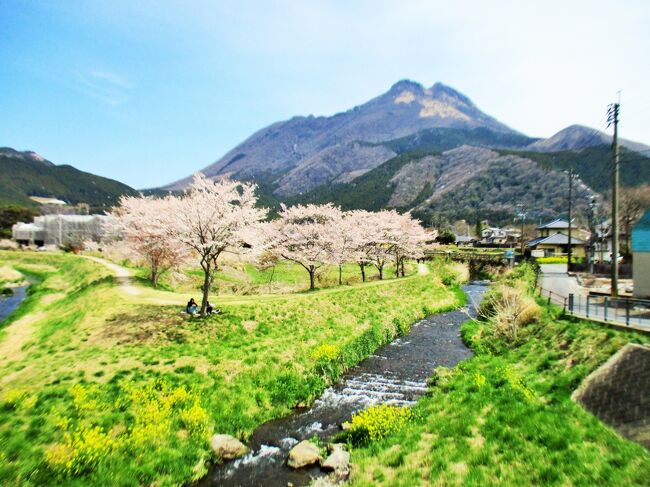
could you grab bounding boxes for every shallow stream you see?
[196,282,487,487]
[0,285,28,323]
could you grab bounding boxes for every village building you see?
[454,235,476,247]
[632,209,650,298]
[480,227,507,246]
[12,214,113,248]
[527,218,587,257]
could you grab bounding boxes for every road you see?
[539,263,649,333]
[539,264,586,303]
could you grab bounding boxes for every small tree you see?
[364,210,399,280]
[436,228,456,245]
[170,174,266,316]
[271,203,342,290]
[347,210,374,282]
[391,212,428,276]
[619,185,650,256]
[112,195,188,288]
[329,211,358,285]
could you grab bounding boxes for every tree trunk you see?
[395,254,400,277]
[359,262,366,282]
[338,264,343,285]
[378,265,384,280]
[400,258,405,277]
[200,261,211,317]
[309,266,316,290]
[150,262,159,288]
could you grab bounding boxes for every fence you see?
[536,285,650,331]
[538,287,568,309]
[567,293,650,329]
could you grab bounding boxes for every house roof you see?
[537,218,570,230]
[455,235,475,243]
[527,232,586,247]
[632,208,650,252]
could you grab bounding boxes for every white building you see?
[12,214,113,248]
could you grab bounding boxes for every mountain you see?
[290,143,650,226]
[164,80,525,195]
[527,125,650,153]
[162,79,650,226]
[0,148,138,210]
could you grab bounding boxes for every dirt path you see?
[85,256,141,296]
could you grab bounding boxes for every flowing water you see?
[0,285,28,323]
[196,282,488,487]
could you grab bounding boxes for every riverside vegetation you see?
[347,264,650,486]
[0,251,465,486]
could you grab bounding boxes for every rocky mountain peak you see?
[430,82,474,107]
[389,79,425,94]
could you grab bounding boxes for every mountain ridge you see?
[0,148,138,210]
[162,79,521,194]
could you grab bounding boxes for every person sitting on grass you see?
[186,298,198,315]
[206,301,220,315]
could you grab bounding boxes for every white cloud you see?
[76,70,133,105]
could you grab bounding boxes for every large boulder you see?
[210,434,249,460]
[321,445,350,476]
[287,440,323,468]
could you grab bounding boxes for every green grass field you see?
[347,266,650,486]
[125,257,417,296]
[0,251,463,486]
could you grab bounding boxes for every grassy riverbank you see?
[0,251,464,486]
[349,265,650,486]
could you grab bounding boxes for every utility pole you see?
[607,102,620,297]
[588,196,597,274]
[567,168,574,270]
[516,206,527,256]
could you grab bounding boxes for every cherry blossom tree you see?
[270,203,342,290]
[328,211,359,285]
[111,195,188,288]
[169,173,266,316]
[388,211,429,277]
[364,210,399,280]
[345,210,375,282]
[352,210,428,280]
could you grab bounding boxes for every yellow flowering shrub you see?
[69,384,101,412]
[310,344,340,362]
[45,379,213,477]
[179,401,211,440]
[348,404,414,444]
[474,372,487,388]
[501,366,536,401]
[45,425,116,475]
[1,388,26,409]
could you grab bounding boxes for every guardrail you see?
[536,287,650,331]
[567,293,650,328]
[538,287,568,309]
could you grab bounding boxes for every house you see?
[12,214,113,248]
[527,233,587,257]
[503,227,522,246]
[632,209,650,298]
[480,227,507,246]
[537,218,570,237]
[527,218,587,257]
[454,235,476,247]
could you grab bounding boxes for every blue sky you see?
[1,0,649,188]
